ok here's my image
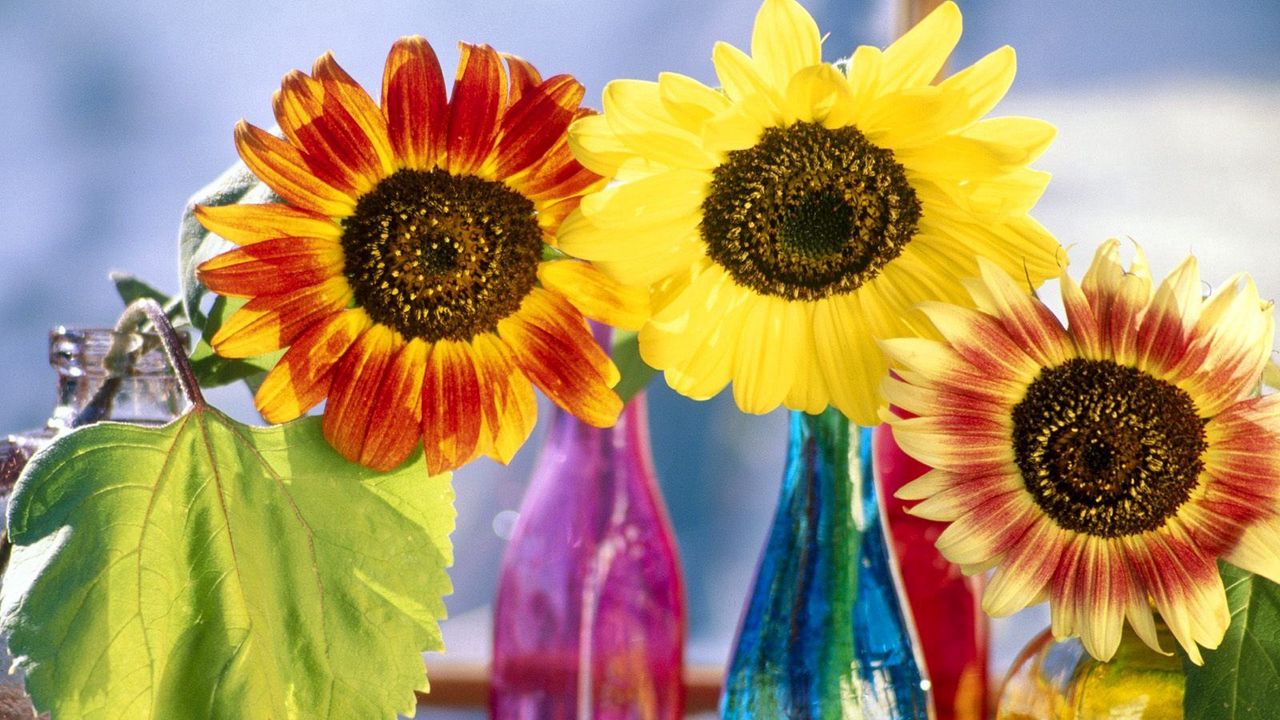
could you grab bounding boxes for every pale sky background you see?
[1,1,1278,716]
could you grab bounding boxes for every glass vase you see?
[490,382,686,718]
[0,326,186,718]
[721,408,931,719]
[875,425,989,720]
[996,622,1184,720]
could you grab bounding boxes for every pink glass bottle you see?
[490,330,686,719]
[875,424,990,720]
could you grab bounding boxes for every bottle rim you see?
[48,326,188,378]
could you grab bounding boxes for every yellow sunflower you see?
[558,0,1063,424]
[882,240,1279,663]
[196,37,646,473]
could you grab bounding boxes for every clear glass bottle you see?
[721,410,932,719]
[0,326,185,717]
[490,328,686,719]
[996,622,1184,720]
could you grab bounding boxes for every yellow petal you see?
[842,44,883,111]
[784,64,856,125]
[658,71,731,129]
[712,41,784,107]
[574,168,709,229]
[859,85,960,149]
[935,45,1017,129]
[782,302,830,415]
[537,259,651,331]
[602,79,719,169]
[880,0,962,91]
[813,293,886,425]
[961,116,1057,165]
[731,294,794,414]
[702,95,774,155]
[751,0,822,90]
[659,272,753,401]
[567,113,635,178]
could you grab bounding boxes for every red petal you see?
[503,52,544,106]
[255,309,370,423]
[508,109,606,202]
[234,122,355,216]
[322,326,405,468]
[272,70,382,193]
[210,276,351,358]
[421,340,485,474]
[194,203,341,245]
[491,75,585,179]
[198,236,343,297]
[497,288,621,428]
[312,51,396,176]
[359,338,427,471]
[446,43,507,176]
[382,36,449,170]
[471,334,537,465]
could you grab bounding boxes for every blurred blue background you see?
[1,0,1277,715]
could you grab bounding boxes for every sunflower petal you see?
[711,41,783,109]
[502,52,544,105]
[197,236,344,298]
[421,339,485,474]
[491,75,586,178]
[658,72,730,129]
[880,0,962,91]
[255,309,371,424]
[982,518,1065,617]
[602,79,718,169]
[731,295,794,414]
[446,43,507,176]
[234,122,356,216]
[210,276,352,358]
[934,45,1017,130]
[471,334,538,464]
[784,64,856,125]
[750,0,822,89]
[537,259,650,331]
[498,288,622,427]
[194,203,341,245]
[313,51,397,176]
[382,35,449,170]
[273,69,382,192]
[321,325,404,468]
[356,338,427,471]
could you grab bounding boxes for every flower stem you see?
[116,299,206,411]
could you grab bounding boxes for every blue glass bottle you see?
[721,408,932,718]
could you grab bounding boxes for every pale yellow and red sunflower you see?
[196,37,646,473]
[884,240,1280,663]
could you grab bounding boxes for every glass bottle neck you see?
[47,327,186,429]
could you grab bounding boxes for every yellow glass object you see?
[996,623,1184,720]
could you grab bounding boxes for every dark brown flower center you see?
[1012,358,1208,537]
[340,168,543,342]
[699,121,921,301]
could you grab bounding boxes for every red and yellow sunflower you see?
[883,240,1279,663]
[196,37,645,473]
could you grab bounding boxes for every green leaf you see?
[0,408,454,719]
[178,160,279,330]
[110,272,187,324]
[611,329,657,403]
[187,295,285,389]
[1184,563,1280,719]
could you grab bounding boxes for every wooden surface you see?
[417,663,723,713]
[898,0,946,34]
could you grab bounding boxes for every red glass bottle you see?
[875,424,990,720]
